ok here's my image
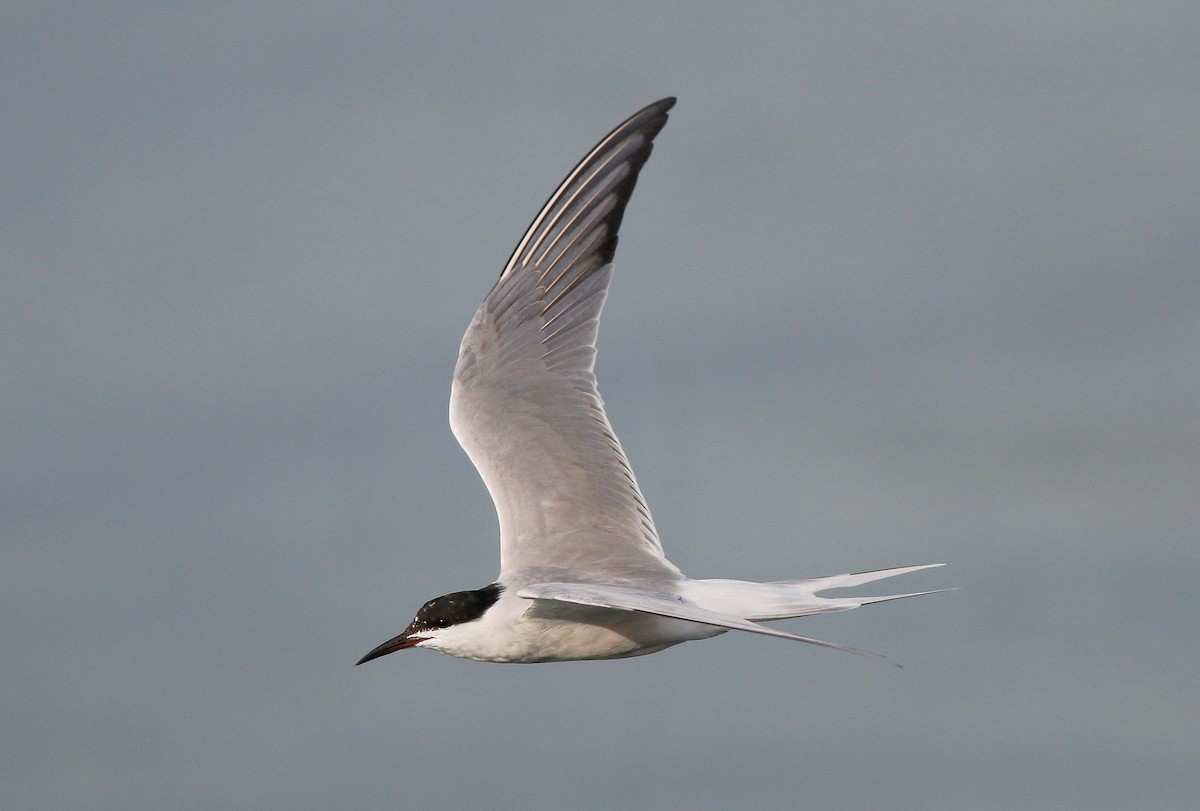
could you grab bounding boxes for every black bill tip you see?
[355,632,422,666]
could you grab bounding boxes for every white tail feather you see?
[682,564,947,621]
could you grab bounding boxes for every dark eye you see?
[435,618,451,628]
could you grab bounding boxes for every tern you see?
[357,97,944,667]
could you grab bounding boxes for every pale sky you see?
[5,4,1198,809]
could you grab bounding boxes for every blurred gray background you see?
[4,4,1197,809]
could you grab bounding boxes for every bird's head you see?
[356,583,503,664]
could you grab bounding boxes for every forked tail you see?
[683,563,949,622]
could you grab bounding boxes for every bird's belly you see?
[453,607,723,663]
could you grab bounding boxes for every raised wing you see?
[517,582,898,666]
[449,98,681,581]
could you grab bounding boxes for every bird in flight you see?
[358,98,944,667]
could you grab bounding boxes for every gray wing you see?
[517,582,897,666]
[449,98,681,581]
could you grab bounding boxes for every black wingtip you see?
[586,98,676,267]
[499,97,679,279]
